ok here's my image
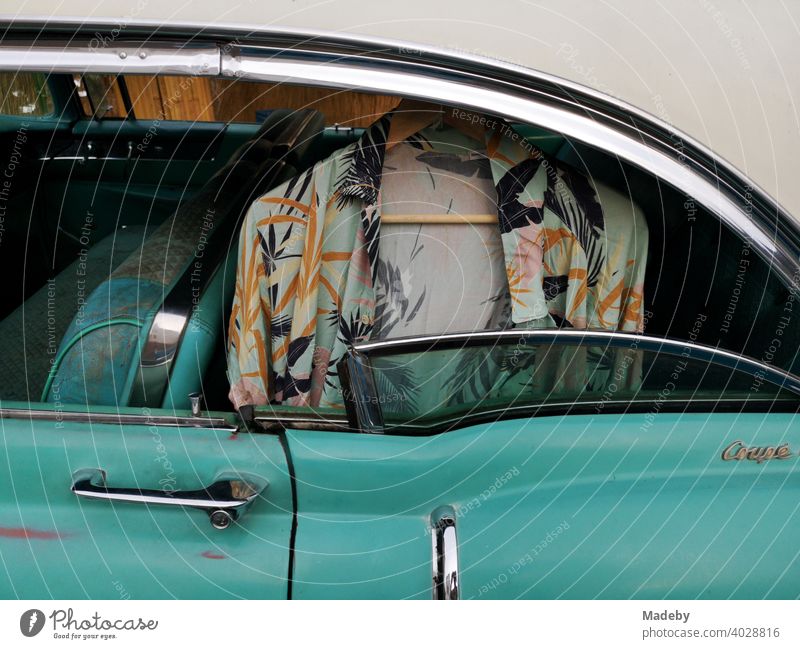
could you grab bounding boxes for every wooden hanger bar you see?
[381,213,498,224]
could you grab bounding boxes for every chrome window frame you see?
[338,330,800,435]
[0,20,796,430]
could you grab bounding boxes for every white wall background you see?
[4,0,799,216]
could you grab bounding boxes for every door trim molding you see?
[0,407,237,430]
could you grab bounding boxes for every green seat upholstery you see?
[0,226,147,403]
[161,251,238,410]
[41,154,265,407]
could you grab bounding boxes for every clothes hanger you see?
[385,98,487,151]
[383,99,498,225]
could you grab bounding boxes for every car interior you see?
[0,70,796,416]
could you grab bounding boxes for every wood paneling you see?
[159,76,216,121]
[123,75,162,118]
[209,79,399,126]
[83,74,400,126]
[125,75,216,121]
[81,74,127,118]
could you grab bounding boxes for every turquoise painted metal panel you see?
[288,411,800,599]
[0,413,292,598]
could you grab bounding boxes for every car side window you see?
[338,339,800,434]
[74,73,398,126]
[0,72,54,116]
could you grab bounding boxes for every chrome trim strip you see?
[395,398,799,433]
[338,349,385,435]
[254,414,350,432]
[431,506,459,600]
[0,407,236,430]
[0,42,220,75]
[255,397,796,434]
[254,414,349,424]
[352,330,800,395]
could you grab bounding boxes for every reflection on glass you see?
[363,341,795,430]
[0,72,53,116]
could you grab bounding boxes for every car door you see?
[0,408,293,599]
[277,333,800,599]
[285,410,800,599]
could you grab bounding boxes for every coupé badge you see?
[721,440,793,463]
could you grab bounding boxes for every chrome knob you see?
[209,510,233,530]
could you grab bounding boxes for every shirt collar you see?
[335,114,391,207]
[335,111,545,205]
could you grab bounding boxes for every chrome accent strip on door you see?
[390,399,800,434]
[431,506,459,600]
[0,407,236,430]
[254,414,350,432]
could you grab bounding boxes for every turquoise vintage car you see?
[0,18,798,600]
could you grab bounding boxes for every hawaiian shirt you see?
[227,112,648,409]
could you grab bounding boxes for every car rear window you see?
[74,73,399,126]
[0,72,54,116]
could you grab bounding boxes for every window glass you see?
[353,340,798,432]
[0,72,54,116]
[77,74,398,126]
[74,74,126,118]
[208,78,398,126]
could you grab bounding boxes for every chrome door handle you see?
[71,469,267,530]
[431,506,459,600]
